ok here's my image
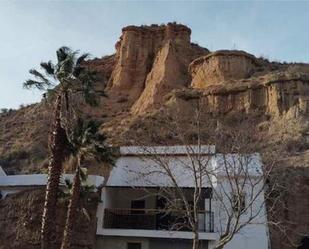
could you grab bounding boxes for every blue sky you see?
[0,1,309,109]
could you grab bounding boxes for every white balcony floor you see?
[97,228,218,241]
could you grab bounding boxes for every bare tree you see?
[127,101,283,249]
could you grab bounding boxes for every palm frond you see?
[56,46,71,63]
[23,79,47,90]
[29,69,53,86]
[40,61,55,76]
[73,66,83,78]
[24,47,103,108]
[73,53,90,77]
[76,53,90,66]
[67,118,116,167]
[94,144,117,165]
[57,51,79,82]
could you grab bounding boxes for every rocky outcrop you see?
[206,77,309,117]
[185,50,309,117]
[170,72,309,117]
[108,23,193,100]
[131,37,208,114]
[85,55,116,88]
[189,50,263,88]
[107,23,208,113]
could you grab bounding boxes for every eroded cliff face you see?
[107,23,208,114]
[189,50,262,88]
[106,26,309,119]
[185,75,309,117]
[108,24,191,98]
[185,50,309,118]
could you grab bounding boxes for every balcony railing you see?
[103,208,214,232]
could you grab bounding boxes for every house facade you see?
[0,145,270,249]
[95,146,270,249]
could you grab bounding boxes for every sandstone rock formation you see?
[108,23,194,100]
[185,73,309,117]
[189,50,262,88]
[131,35,208,114]
[107,23,208,114]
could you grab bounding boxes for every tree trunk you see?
[41,94,68,249]
[192,229,200,249]
[214,246,224,249]
[61,160,81,249]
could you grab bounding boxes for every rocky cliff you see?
[188,50,309,117]
[1,23,309,249]
[107,23,208,114]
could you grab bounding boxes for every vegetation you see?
[61,118,116,249]
[23,46,100,249]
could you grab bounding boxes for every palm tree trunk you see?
[41,94,68,249]
[61,158,82,249]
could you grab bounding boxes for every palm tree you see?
[23,47,100,249]
[61,119,116,249]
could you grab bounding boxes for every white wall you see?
[96,236,210,249]
[107,155,214,188]
[211,157,269,249]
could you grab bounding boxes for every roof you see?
[0,174,104,188]
[119,145,215,156]
[106,155,215,188]
[107,147,262,188]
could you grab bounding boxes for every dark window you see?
[127,242,142,249]
[232,192,246,213]
[298,236,309,249]
[156,196,167,209]
[131,200,145,214]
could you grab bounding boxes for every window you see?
[298,236,309,249]
[232,192,246,213]
[131,199,145,214]
[127,242,142,249]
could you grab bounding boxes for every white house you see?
[96,146,270,249]
[0,145,270,249]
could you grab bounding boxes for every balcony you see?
[103,208,214,233]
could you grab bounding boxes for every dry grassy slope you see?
[0,104,51,174]
[0,189,98,249]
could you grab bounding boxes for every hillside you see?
[0,23,309,248]
[0,189,98,249]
